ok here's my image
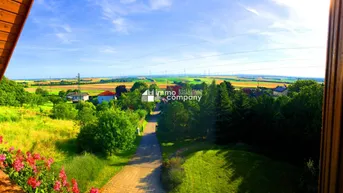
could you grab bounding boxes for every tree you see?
[115,85,128,97]
[223,81,235,96]
[35,88,49,97]
[52,103,78,120]
[149,84,159,91]
[77,109,138,154]
[215,83,233,144]
[288,80,318,93]
[78,105,97,126]
[49,95,63,107]
[58,90,66,99]
[130,81,148,93]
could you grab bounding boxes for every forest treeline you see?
[158,79,323,191]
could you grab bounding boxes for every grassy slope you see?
[0,106,141,193]
[158,138,301,193]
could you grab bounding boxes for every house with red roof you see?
[98,91,117,104]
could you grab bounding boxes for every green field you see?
[0,106,142,192]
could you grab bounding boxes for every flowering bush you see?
[0,136,99,193]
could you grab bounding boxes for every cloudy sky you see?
[6,0,330,79]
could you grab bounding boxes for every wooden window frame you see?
[319,0,343,192]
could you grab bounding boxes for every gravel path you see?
[101,111,165,193]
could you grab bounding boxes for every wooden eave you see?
[0,0,34,79]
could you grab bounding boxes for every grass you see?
[157,135,301,193]
[173,148,301,193]
[0,106,141,193]
[52,136,142,192]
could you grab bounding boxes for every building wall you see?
[98,96,115,104]
[273,90,288,96]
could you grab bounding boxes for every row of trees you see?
[158,80,323,166]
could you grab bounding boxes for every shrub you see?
[0,135,99,193]
[77,109,138,155]
[52,103,78,120]
[299,158,318,193]
[135,109,148,119]
[161,156,185,191]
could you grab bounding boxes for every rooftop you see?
[98,91,116,96]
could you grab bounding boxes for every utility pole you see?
[77,73,81,103]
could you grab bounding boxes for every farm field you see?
[22,76,292,95]
[0,106,142,192]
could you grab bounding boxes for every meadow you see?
[0,106,143,192]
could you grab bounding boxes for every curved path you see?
[101,110,164,193]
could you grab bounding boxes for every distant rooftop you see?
[273,86,287,92]
[98,91,116,96]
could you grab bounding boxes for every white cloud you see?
[55,33,72,44]
[245,7,259,16]
[62,25,72,33]
[100,46,117,54]
[149,0,172,10]
[112,18,129,33]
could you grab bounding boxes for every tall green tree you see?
[130,81,148,93]
[215,83,233,144]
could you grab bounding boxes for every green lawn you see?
[158,137,301,193]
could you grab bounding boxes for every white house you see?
[273,86,288,96]
[67,92,90,103]
[98,91,116,104]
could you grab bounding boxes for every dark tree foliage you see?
[130,81,148,93]
[35,88,49,97]
[115,85,128,97]
[158,79,323,168]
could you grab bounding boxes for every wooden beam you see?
[0,0,33,79]
[0,31,16,42]
[0,40,14,50]
[0,0,27,15]
[0,9,24,24]
[0,49,10,57]
[319,0,343,192]
[0,21,19,34]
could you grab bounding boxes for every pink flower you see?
[33,153,41,160]
[90,187,99,193]
[8,147,14,152]
[13,158,24,172]
[53,181,61,191]
[59,167,68,186]
[27,177,41,189]
[45,158,54,170]
[26,151,31,157]
[71,179,80,193]
[0,154,6,162]
[26,155,36,168]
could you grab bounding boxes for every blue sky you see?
[6,0,330,79]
